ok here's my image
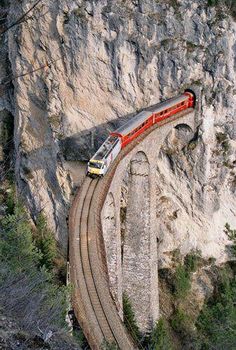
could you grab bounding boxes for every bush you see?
[184,250,202,273]
[123,292,141,342]
[208,0,236,20]
[173,265,191,299]
[148,318,173,350]
[0,265,69,336]
[0,203,40,271]
[102,340,118,350]
[35,213,57,271]
[225,223,236,256]
[5,183,15,215]
[196,266,236,349]
[0,200,70,340]
[171,308,193,337]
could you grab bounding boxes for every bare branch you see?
[0,0,43,36]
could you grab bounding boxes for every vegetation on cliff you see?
[157,247,236,350]
[122,246,235,349]
[0,181,76,349]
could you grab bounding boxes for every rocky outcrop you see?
[5,0,236,256]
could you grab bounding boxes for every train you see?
[87,90,195,177]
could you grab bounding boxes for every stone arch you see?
[121,151,152,332]
[156,122,195,173]
[174,123,193,142]
[175,123,193,132]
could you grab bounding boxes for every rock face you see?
[4,0,236,266]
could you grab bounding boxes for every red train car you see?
[111,91,195,148]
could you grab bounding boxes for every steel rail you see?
[69,108,194,349]
[69,178,104,348]
[80,179,115,342]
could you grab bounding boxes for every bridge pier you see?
[122,151,155,332]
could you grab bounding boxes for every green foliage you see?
[0,110,14,154]
[173,264,191,299]
[0,203,40,271]
[35,213,57,271]
[0,199,70,337]
[208,0,236,20]
[208,0,219,5]
[73,329,89,348]
[196,266,236,349]
[123,292,141,342]
[102,340,118,350]
[216,132,230,154]
[184,250,202,273]
[171,308,193,337]
[225,223,236,256]
[5,184,15,215]
[148,318,173,350]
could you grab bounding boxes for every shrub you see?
[208,0,219,5]
[0,203,70,339]
[196,266,236,349]
[184,250,202,273]
[35,213,57,271]
[171,308,193,337]
[5,184,15,215]
[225,223,236,256]
[102,340,118,350]
[208,0,236,20]
[123,292,141,342]
[173,265,191,299]
[148,318,173,350]
[0,265,69,336]
[0,203,40,271]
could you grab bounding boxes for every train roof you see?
[92,135,119,160]
[112,94,188,137]
[113,111,151,136]
[147,94,188,114]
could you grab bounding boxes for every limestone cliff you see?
[2,0,236,261]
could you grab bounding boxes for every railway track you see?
[69,177,135,349]
[69,108,194,349]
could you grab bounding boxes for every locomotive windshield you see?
[88,161,103,169]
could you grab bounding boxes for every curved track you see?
[69,177,135,349]
[69,109,194,349]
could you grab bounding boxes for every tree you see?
[35,213,57,271]
[196,266,236,350]
[0,203,40,271]
[149,318,173,350]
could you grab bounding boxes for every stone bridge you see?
[101,111,196,333]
